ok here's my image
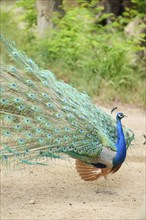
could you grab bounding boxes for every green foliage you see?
[0,6,35,60]
[0,8,24,60]
[0,9,19,40]
[131,0,146,14]
[29,8,143,99]
[0,1,145,106]
[16,0,37,28]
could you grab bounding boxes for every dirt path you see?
[1,106,145,220]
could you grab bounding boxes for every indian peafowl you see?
[0,35,134,181]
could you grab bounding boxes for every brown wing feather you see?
[75,159,111,181]
[75,159,99,181]
[75,159,123,181]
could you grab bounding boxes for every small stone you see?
[29,199,35,204]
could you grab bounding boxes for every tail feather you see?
[0,35,134,169]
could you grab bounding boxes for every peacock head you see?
[116,112,126,120]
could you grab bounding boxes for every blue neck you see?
[113,116,126,167]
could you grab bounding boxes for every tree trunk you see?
[36,0,64,37]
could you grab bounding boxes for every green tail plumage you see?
[0,35,134,172]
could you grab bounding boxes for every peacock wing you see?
[75,159,112,181]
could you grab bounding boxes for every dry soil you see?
[1,105,145,220]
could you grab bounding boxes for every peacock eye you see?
[118,113,124,118]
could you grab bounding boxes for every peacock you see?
[0,35,134,182]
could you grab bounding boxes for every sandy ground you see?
[0,105,145,220]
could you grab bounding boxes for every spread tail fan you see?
[0,35,134,181]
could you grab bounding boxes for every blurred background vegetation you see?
[0,0,145,106]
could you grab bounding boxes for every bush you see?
[27,8,144,100]
[0,4,145,106]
